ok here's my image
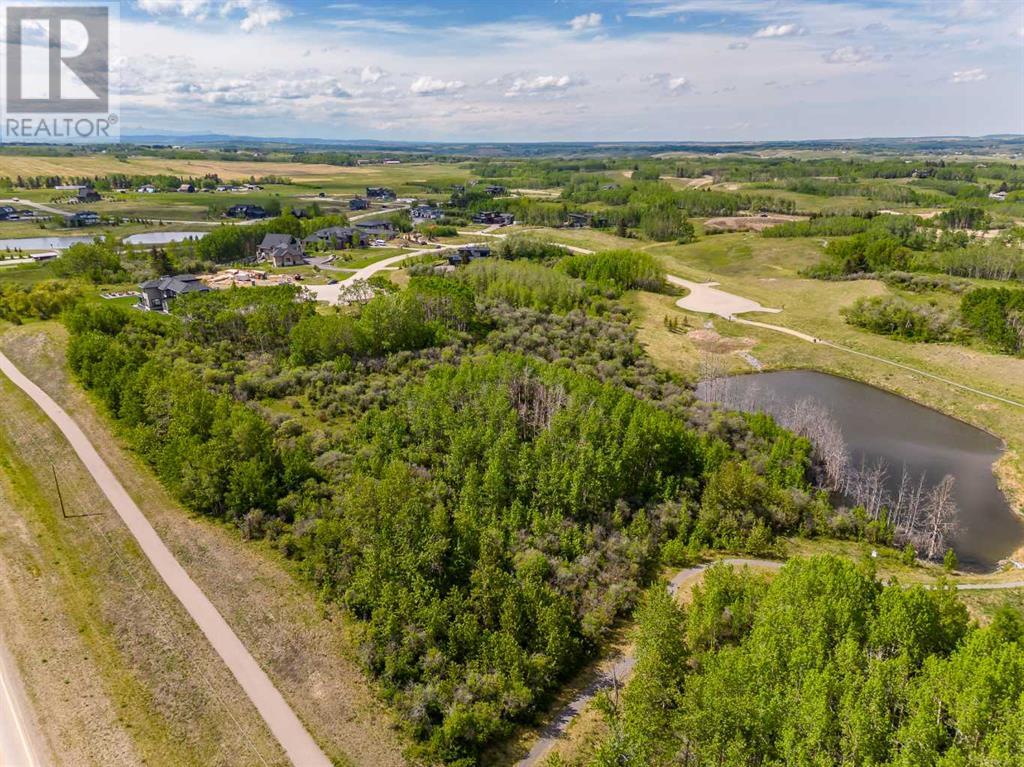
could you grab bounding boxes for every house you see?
[226,204,267,220]
[565,212,605,228]
[66,211,101,227]
[138,274,209,312]
[256,233,305,267]
[446,245,491,265]
[303,226,368,249]
[349,197,369,210]
[30,251,58,262]
[989,191,1008,202]
[366,186,396,200]
[0,205,16,220]
[77,186,101,203]
[137,184,158,193]
[178,183,195,193]
[483,185,506,197]
[288,207,311,219]
[355,219,397,238]
[411,205,443,222]
[471,211,514,226]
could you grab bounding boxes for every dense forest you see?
[61,247,884,764]
[589,556,1023,766]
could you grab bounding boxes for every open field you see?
[0,322,410,767]
[0,154,471,191]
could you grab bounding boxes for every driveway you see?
[0,352,331,767]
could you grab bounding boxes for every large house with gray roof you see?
[138,274,209,312]
[256,233,305,267]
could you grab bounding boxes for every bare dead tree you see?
[921,474,959,560]
[698,352,730,404]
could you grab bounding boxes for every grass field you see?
[0,322,410,767]
[0,351,291,767]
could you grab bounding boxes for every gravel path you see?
[0,352,331,767]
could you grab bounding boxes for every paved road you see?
[305,241,490,304]
[0,352,331,767]
[0,639,44,767]
[349,205,410,221]
[0,198,68,218]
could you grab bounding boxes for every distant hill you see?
[114,131,1024,158]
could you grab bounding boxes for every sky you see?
[102,0,1024,141]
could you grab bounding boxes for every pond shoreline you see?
[698,368,1024,572]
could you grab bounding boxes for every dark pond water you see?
[697,370,1024,571]
[0,231,206,251]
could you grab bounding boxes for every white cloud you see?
[645,73,691,92]
[753,23,805,38]
[136,0,210,19]
[728,41,749,50]
[135,0,287,31]
[409,75,465,95]
[360,66,387,84]
[569,12,602,32]
[505,75,573,96]
[950,67,987,83]
[825,46,873,64]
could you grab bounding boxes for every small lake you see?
[697,370,1024,571]
[0,231,207,251]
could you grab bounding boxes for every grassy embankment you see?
[0,321,410,767]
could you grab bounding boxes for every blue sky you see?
[111,0,1022,141]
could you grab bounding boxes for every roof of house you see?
[258,233,300,248]
[355,219,394,229]
[140,274,209,294]
[304,226,361,240]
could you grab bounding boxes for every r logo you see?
[6,5,109,114]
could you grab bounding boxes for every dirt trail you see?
[516,554,1024,766]
[0,352,331,767]
[516,558,781,767]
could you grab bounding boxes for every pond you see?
[0,231,207,251]
[697,370,1024,571]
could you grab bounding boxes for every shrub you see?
[841,295,958,342]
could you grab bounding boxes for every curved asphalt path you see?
[0,352,331,767]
